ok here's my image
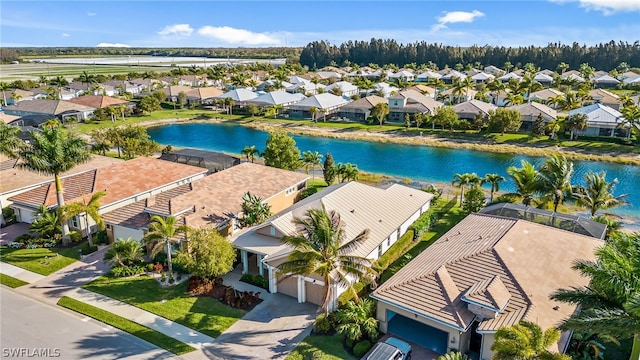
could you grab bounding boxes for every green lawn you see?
[0,273,29,288]
[0,242,95,275]
[57,296,195,355]
[285,334,357,360]
[82,275,245,338]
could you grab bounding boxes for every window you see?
[386,238,390,247]
[270,226,276,236]
[71,216,79,228]
[377,245,383,258]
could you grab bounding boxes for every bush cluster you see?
[110,265,146,278]
[353,340,373,358]
[240,273,269,289]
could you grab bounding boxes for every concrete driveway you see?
[201,272,317,360]
[0,222,31,245]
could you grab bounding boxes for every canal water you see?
[148,122,640,219]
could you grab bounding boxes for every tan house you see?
[371,213,601,357]
[67,95,131,109]
[8,157,207,237]
[231,181,433,309]
[508,102,558,132]
[337,95,387,122]
[387,89,443,123]
[102,162,309,242]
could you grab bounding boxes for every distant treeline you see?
[1,47,302,63]
[299,39,640,71]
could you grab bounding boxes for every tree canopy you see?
[262,131,302,170]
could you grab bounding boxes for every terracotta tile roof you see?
[3,99,95,115]
[186,87,224,100]
[177,163,310,228]
[1,155,123,194]
[8,157,207,208]
[372,213,601,336]
[67,95,130,109]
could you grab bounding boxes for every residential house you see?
[9,157,207,237]
[3,99,95,122]
[563,73,586,83]
[508,102,558,132]
[0,113,20,125]
[388,70,415,82]
[470,72,494,84]
[589,88,622,110]
[162,85,194,103]
[0,154,123,225]
[324,81,359,97]
[186,87,225,105]
[288,93,350,120]
[255,79,293,92]
[441,70,467,84]
[439,88,478,104]
[415,71,442,83]
[529,88,565,107]
[533,73,554,87]
[369,83,400,98]
[371,213,601,357]
[231,181,433,309]
[102,162,308,242]
[498,72,522,83]
[568,103,629,138]
[387,90,443,123]
[246,90,306,109]
[315,71,343,81]
[286,81,325,96]
[409,84,437,98]
[216,88,259,106]
[623,75,640,87]
[483,65,504,76]
[337,95,387,122]
[67,95,133,113]
[592,74,620,89]
[105,80,146,95]
[0,89,45,105]
[453,100,497,120]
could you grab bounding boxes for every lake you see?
[148,122,640,219]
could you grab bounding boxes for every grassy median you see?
[57,296,195,355]
[0,274,29,288]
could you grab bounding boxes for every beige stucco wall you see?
[481,333,495,360]
[265,182,306,214]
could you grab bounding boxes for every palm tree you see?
[438,352,470,360]
[336,299,379,342]
[0,122,23,158]
[60,191,106,247]
[573,171,628,216]
[104,237,144,268]
[507,160,542,206]
[276,205,377,314]
[557,62,569,75]
[240,192,272,227]
[491,321,571,360]
[551,232,640,360]
[539,154,574,212]
[620,104,640,139]
[302,150,323,182]
[18,126,90,243]
[482,173,505,203]
[0,81,10,106]
[309,106,319,122]
[241,145,260,163]
[567,113,589,140]
[49,76,69,100]
[143,215,188,276]
[452,173,481,205]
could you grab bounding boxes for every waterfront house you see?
[453,100,497,120]
[588,88,622,110]
[508,102,558,131]
[288,93,350,120]
[371,213,601,357]
[568,103,629,138]
[230,181,433,309]
[337,95,387,122]
[3,99,95,123]
[387,89,443,123]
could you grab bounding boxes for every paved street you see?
[0,287,174,360]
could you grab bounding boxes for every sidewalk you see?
[65,288,215,350]
[0,261,46,283]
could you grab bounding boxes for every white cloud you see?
[87,12,96,16]
[62,33,70,37]
[95,42,131,48]
[431,10,485,31]
[197,26,281,45]
[549,0,640,14]
[158,24,194,36]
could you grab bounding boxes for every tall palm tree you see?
[49,76,69,100]
[566,112,589,141]
[276,205,377,314]
[0,122,23,158]
[482,173,505,203]
[302,150,323,182]
[452,173,481,205]
[60,191,106,247]
[309,106,319,122]
[573,171,628,216]
[18,126,90,242]
[241,145,260,163]
[488,78,506,105]
[620,104,640,139]
[0,81,10,106]
[559,91,582,111]
[551,232,640,360]
[507,160,542,206]
[539,154,574,212]
[143,215,188,275]
[491,321,571,360]
[557,62,569,75]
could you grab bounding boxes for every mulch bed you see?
[187,276,263,312]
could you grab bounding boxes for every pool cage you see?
[479,203,607,239]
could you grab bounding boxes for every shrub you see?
[146,263,155,272]
[313,313,333,334]
[491,194,518,204]
[153,262,164,273]
[160,272,166,282]
[69,230,83,243]
[2,207,16,224]
[153,253,167,265]
[110,265,146,278]
[353,340,373,358]
[15,234,33,243]
[95,230,109,245]
[240,273,269,289]
[7,242,23,249]
[168,273,175,284]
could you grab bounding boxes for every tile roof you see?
[339,95,387,110]
[372,213,601,336]
[453,100,497,115]
[509,102,558,119]
[67,95,130,109]
[569,103,623,124]
[249,90,306,106]
[217,88,258,102]
[288,93,350,111]
[530,88,565,100]
[236,182,433,260]
[186,87,224,100]
[3,99,95,115]
[1,155,123,194]
[8,157,207,208]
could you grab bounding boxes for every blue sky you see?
[1,1,639,48]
